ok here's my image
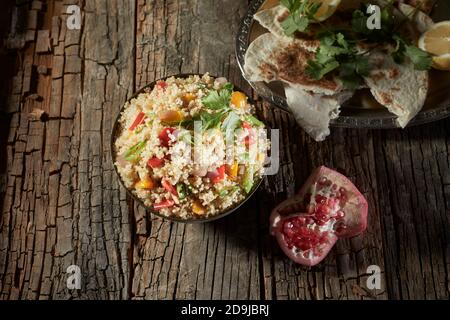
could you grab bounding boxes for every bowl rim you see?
[235,0,450,129]
[110,73,264,224]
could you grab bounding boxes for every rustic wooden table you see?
[0,0,449,300]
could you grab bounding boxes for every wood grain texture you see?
[0,0,448,300]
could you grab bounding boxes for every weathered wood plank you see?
[0,0,135,299]
[0,0,448,301]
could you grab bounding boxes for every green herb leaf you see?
[219,186,240,198]
[405,45,433,71]
[351,10,368,35]
[338,56,369,90]
[176,183,187,200]
[391,35,432,70]
[244,114,264,127]
[306,59,340,80]
[124,140,147,162]
[241,165,255,194]
[280,0,300,12]
[221,111,241,142]
[197,111,225,131]
[281,14,309,36]
[280,0,322,36]
[201,83,233,110]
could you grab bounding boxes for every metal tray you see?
[236,0,450,128]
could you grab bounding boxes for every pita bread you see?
[398,3,434,36]
[363,51,429,127]
[401,0,435,13]
[254,5,290,39]
[244,33,342,95]
[285,85,354,141]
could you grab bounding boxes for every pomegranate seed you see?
[297,217,306,224]
[316,204,330,215]
[315,194,327,205]
[331,184,338,191]
[281,214,333,254]
[335,210,345,219]
[298,241,311,251]
[318,177,327,185]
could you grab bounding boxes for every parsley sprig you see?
[306,32,370,89]
[304,1,432,89]
[184,83,245,141]
[280,0,321,36]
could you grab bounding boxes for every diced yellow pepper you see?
[231,91,247,108]
[158,110,183,123]
[257,152,266,162]
[182,93,196,107]
[192,200,205,215]
[135,177,155,190]
[226,162,239,180]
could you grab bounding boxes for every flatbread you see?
[363,51,429,127]
[254,4,290,39]
[285,85,354,141]
[397,2,434,42]
[401,0,435,13]
[244,33,342,95]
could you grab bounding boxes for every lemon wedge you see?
[418,21,450,71]
[311,0,341,22]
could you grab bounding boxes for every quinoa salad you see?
[113,74,270,220]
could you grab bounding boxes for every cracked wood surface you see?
[0,0,448,300]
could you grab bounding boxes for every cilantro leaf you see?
[339,56,370,90]
[244,114,264,127]
[201,83,233,110]
[405,46,433,71]
[351,10,368,35]
[306,59,340,80]
[391,35,432,70]
[280,0,301,12]
[280,0,322,36]
[281,13,309,36]
[392,35,407,64]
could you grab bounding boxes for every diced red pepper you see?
[129,112,146,131]
[162,179,178,196]
[147,156,165,169]
[243,122,255,146]
[153,199,175,210]
[208,165,226,184]
[242,122,252,131]
[156,81,168,90]
[158,127,176,147]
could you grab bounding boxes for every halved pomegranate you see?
[270,166,368,266]
[274,214,338,266]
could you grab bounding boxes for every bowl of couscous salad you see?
[111,74,270,222]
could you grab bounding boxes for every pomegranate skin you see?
[297,166,368,238]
